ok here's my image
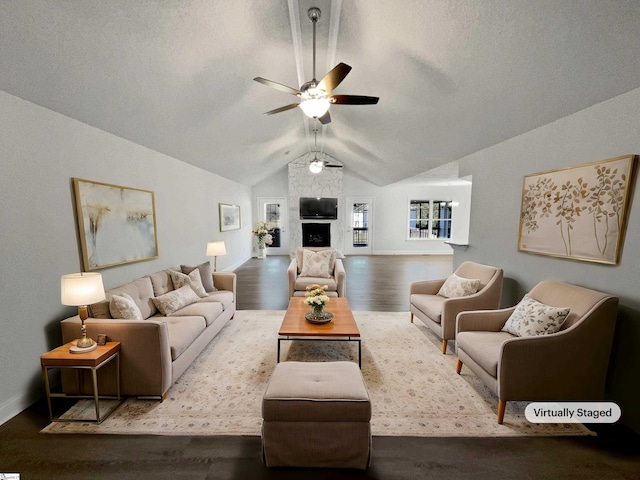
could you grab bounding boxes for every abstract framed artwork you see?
[73,178,158,270]
[219,203,241,232]
[518,155,637,265]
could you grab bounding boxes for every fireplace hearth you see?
[302,223,331,247]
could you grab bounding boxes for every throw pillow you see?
[300,249,333,278]
[152,285,201,316]
[502,294,570,337]
[169,269,208,298]
[181,262,216,292]
[437,273,481,298]
[109,293,143,320]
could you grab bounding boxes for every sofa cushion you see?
[152,285,201,316]
[300,249,333,278]
[410,294,446,323]
[91,277,156,319]
[437,273,481,298]
[294,276,337,292]
[456,331,514,377]
[109,293,143,320]
[181,262,217,292]
[169,300,223,327]
[161,316,207,360]
[502,294,570,337]
[199,290,234,310]
[148,270,175,296]
[169,269,208,298]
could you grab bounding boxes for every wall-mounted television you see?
[299,197,338,220]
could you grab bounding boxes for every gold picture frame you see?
[73,178,159,270]
[219,203,241,232]
[518,155,637,264]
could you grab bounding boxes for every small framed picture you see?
[96,334,107,346]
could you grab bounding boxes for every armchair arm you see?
[498,329,592,401]
[334,259,346,297]
[287,259,298,298]
[212,271,237,304]
[456,307,515,333]
[410,279,445,295]
[61,316,172,398]
[441,293,509,340]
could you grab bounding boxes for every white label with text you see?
[525,402,621,423]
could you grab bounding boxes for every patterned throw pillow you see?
[152,285,201,316]
[109,293,143,320]
[169,269,208,298]
[502,294,570,337]
[437,273,481,298]
[300,249,333,278]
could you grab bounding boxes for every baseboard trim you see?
[0,390,40,427]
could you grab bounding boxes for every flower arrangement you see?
[304,284,330,313]
[251,221,273,246]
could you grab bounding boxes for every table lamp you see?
[61,272,106,353]
[206,241,226,272]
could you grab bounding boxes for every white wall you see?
[252,169,472,255]
[0,92,252,425]
[455,87,640,432]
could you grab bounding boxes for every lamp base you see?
[70,343,98,354]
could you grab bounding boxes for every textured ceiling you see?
[2,1,640,186]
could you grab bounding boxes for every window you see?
[408,200,452,239]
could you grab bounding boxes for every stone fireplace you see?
[288,163,344,253]
[302,223,331,247]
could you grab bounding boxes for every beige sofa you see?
[60,266,236,400]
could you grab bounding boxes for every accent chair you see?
[455,280,619,424]
[409,261,504,354]
[287,247,346,298]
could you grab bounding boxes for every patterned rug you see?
[41,310,591,437]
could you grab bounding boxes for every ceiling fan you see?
[254,6,379,125]
[307,129,342,173]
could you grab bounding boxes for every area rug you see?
[41,310,591,437]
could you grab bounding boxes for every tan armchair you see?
[455,281,619,424]
[410,261,503,354]
[288,247,346,298]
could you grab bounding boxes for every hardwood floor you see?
[235,254,453,311]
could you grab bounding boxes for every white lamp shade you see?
[61,272,106,306]
[206,241,227,256]
[299,98,330,118]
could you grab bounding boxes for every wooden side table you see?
[40,341,123,423]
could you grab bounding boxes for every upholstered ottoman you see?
[262,361,372,469]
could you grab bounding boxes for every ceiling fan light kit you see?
[299,96,330,119]
[309,160,324,174]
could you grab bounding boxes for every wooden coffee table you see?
[278,297,362,367]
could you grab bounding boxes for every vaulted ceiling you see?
[2,1,640,186]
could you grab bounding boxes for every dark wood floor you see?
[235,254,453,311]
[1,255,639,479]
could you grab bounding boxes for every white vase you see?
[257,241,266,259]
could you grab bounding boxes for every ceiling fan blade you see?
[318,111,331,125]
[318,63,352,94]
[264,103,300,115]
[253,77,301,96]
[330,94,379,105]
[325,164,343,168]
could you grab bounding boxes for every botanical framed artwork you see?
[518,155,637,265]
[219,203,241,232]
[73,178,158,270]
